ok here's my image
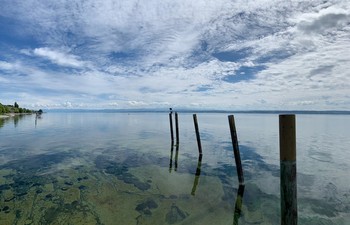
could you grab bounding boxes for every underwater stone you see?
[3,206,10,211]
[134,181,151,191]
[165,204,188,224]
[135,199,158,213]
[135,204,146,212]
[0,184,11,191]
[146,200,158,209]
[16,192,28,197]
[79,185,87,190]
[64,181,73,186]
[45,194,53,199]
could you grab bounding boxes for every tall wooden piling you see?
[228,115,244,184]
[175,112,179,144]
[193,114,203,155]
[169,112,174,143]
[279,114,297,225]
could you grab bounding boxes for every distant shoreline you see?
[43,109,350,115]
[0,113,34,118]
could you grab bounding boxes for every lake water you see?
[0,112,349,224]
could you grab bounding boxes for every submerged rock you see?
[135,199,158,212]
[96,157,151,191]
[165,204,188,224]
[78,185,87,190]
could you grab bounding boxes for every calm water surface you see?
[0,113,349,224]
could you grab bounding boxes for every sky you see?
[0,0,349,110]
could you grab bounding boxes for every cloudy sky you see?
[0,0,349,110]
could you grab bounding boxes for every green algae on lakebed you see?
[1,148,348,225]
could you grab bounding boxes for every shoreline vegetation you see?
[0,102,41,118]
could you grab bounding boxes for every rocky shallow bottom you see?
[0,148,349,225]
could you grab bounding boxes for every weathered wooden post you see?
[228,115,244,184]
[279,114,297,225]
[193,114,203,155]
[175,112,179,145]
[169,112,174,143]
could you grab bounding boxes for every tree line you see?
[0,102,36,114]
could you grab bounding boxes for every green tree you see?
[4,106,10,113]
[14,102,19,108]
[0,104,4,114]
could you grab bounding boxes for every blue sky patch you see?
[222,65,266,83]
[212,47,252,62]
[195,85,213,92]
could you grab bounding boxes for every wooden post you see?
[279,114,297,225]
[193,114,203,155]
[169,112,174,143]
[228,115,244,184]
[175,112,179,145]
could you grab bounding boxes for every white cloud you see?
[128,101,148,107]
[108,102,119,107]
[33,47,86,68]
[1,0,350,110]
[0,61,15,71]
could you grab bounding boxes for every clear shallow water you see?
[0,112,349,224]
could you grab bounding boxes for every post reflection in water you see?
[191,154,203,196]
[169,143,179,172]
[233,185,245,225]
[169,142,174,173]
[35,114,42,128]
[174,144,179,171]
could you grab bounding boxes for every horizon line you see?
[43,108,350,115]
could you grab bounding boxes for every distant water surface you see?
[0,112,349,224]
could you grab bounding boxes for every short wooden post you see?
[169,112,174,143]
[193,114,203,155]
[175,112,179,144]
[279,114,297,225]
[228,115,244,184]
